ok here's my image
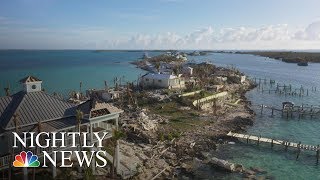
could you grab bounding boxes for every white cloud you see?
[109,24,293,49]
[2,21,320,49]
[112,22,320,50]
[294,21,320,40]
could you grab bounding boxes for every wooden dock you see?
[257,104,320,119]
[227,132,320,163]
[250,77,317,97]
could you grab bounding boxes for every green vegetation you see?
[111,129,125,178]
[147,54,185,64]
[132,53,185,68]
[239,51,320,63]
[148,101,209,132]
[83,167,95,180]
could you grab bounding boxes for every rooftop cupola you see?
[19,76,42,93]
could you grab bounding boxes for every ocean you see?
[1,50,319,179]
[0,50,162,96]
[190,53,320,179]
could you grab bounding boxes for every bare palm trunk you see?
[76,110,83,175]
[8,150,12,180]
[78,123,82,151]
[33,122,41,180]
[9,114,20,180]
[111,142,116,178]
[110,129,124,178]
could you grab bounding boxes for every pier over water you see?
[227,132,320,163]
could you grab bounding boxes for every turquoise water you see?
[190,53,320,179]
[0,50,163,96]
[1,51,320,179]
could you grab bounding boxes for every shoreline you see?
[121,56,260,179]
[234,51,320,64]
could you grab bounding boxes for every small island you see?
[236,51,320,65]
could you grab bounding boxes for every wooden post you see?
[213,98,217,115]
[317,145,319,165]
[271,108,274,116]
[296,141,301,160]
[271,139,274,148]
[285,141,288,151]
[299,88,302,97]
[261,104,264,115]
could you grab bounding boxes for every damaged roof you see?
[77,99,123,118]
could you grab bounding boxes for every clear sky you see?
[1,0,320,50]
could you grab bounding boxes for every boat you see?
[297,62,308,66]
[282,101,294,110]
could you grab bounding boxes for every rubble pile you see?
[119,140,174,179]
[146,91,171,102]
[121,108,168,143]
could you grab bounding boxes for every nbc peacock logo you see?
[13,151,40,167]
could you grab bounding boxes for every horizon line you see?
[1,49,320,52]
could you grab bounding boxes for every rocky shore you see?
[111,54,267,179]
[115,80,260,179]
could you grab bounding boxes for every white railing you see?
[99,122,116,131]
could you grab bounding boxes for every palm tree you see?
[173,67,179,77]
[104,80,108,90]
[111,129,125,178]
[4,83,10,96]
[83,167,95,180]
[79,81,83,99]
[76,110,84,151]
[9,114,19,180]
[33,121,42,180]
[155,62,160,73]
[75,110,84,176]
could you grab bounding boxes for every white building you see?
[140,73,185,89]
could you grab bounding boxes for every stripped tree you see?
[111,129,125,178]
